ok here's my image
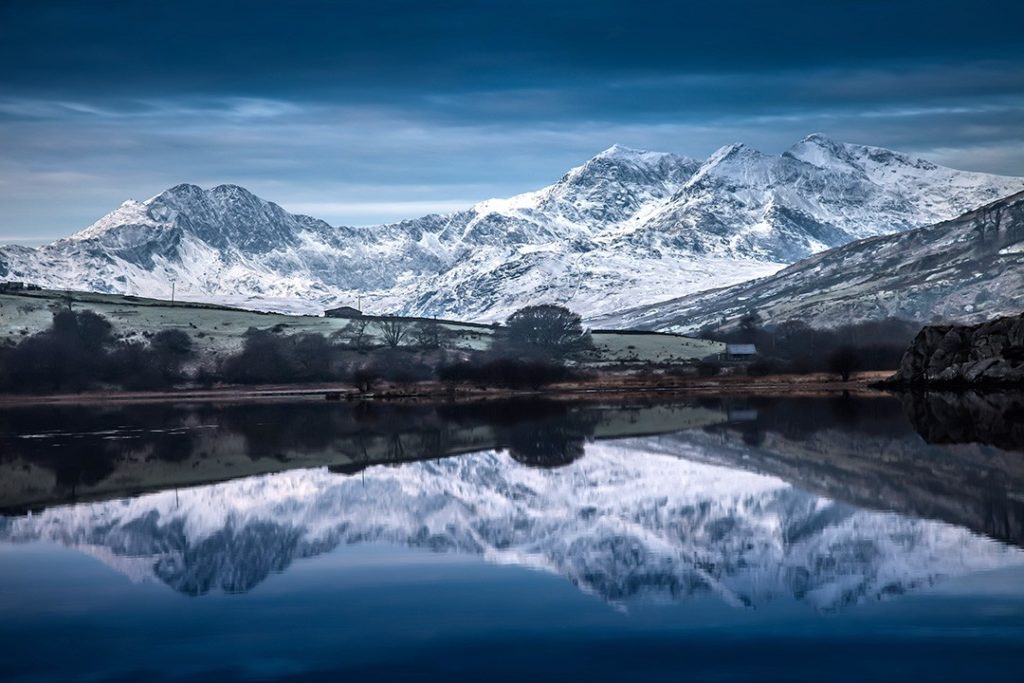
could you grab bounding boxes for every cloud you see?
[0,1,1022,240]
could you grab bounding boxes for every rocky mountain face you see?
[1,443,1020,607]
[597,190,1024,331]
[2,135,1021,321]
[889,312,1024,385]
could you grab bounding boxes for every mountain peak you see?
[801,132,839,145]
[690,143,773,183]
[594,143,654,159]
[794,133,849,156]
[155,183,205,201]
[69,198,163,242]
[209,183,260,199]
[552,145,697,194]
[784,134,859,171]
[705,142,762,163]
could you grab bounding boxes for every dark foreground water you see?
[1,392,1023,682]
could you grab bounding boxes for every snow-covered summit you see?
[1,136,1022,320]
[70,182,330,253]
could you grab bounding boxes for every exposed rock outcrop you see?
[890,312,1024,385]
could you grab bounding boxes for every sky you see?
[1,0,1023,244]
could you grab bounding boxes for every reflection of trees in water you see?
[0,396,927,505]
[201,399,600,471]
[437,399,600,469]
[0,399,605,507]
[19,394,984,511]
[503,414,598,468]
[0,405,201,495]
[703,395,909,446]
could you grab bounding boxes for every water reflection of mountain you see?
[0,400,726,513]
[2,443,1020,610]
[3,394,1024,609]
[643,394,1024,549]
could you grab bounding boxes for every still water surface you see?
[1,393,1023,682]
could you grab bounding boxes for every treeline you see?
[701,315,920,377]
[215,304,591,391]
[0,310,193,392]
[0,304,592,394]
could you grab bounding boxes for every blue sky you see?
[1,0,1023,243]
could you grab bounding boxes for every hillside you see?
[596,191,1024,332]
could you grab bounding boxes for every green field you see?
[0,288,723,367]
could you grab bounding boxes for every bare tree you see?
[828,345,862,382]
[415,319,446,350]
[351,365,379,393]
[339,318,371,351]
[377,318,410,348]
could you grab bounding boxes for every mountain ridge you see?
[2,135,1022,321]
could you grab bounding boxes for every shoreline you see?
[0,371,896,407]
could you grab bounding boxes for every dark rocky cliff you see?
[890,312,1024,385]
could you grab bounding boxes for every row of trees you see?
[0,310,193,392]
[218,304,591,390]
[0,301,923,391]
[337,304,592,358]
[340,317,450,351]
[0,304,593,393]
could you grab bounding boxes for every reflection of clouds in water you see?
[1,442,1020,609]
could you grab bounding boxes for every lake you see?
[1,392,1023,682]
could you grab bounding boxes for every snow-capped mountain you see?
[1,135,1021,321]
[596,189,1024,331]
[612,135,1024,262]
[2,443,1020,608]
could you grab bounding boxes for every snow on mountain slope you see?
[609,135,1024,264]
[596,189,1024,331]
[1,136,1021,321]
[2,442,1020,608]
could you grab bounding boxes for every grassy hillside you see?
[0,288,723,367]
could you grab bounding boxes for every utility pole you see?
[171,281,176,305]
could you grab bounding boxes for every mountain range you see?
[2,134,1022,323]
[2,442,1019,608]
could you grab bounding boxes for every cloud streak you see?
[0,0,1022,241]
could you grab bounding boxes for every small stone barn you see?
[724,343,757,360]
[324,306,363,318]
